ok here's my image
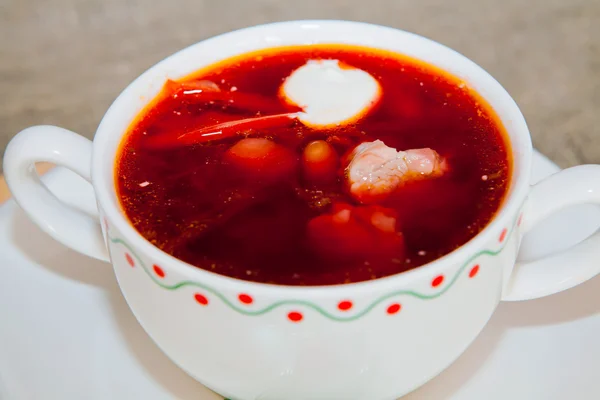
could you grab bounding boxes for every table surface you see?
[0,177,8,203]
[0,163,52,203]
[1,0,599,192]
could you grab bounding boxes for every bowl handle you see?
[503,165,600,301]
[3,125,109,261]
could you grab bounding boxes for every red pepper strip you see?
[143,113,299,150]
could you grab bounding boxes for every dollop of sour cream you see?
[280,59,381,127]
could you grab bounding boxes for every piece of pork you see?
[346,140,446,203]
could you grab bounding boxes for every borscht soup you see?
[116,45,511,286]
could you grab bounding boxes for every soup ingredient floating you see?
[117,44,511,286]
[302,140,339,185]
[347,140,447,203]
[281,59,381,127]
[225,138,297,182]
[308,203,405,260]
[144,59,380,149]
[143,79,300,150]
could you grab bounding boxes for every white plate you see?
[0,150,598,400]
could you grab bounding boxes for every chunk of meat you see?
[346,140,446,203]
[307,203,405,260]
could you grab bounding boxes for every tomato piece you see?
[307,212,374,259]
[307,204,405,260]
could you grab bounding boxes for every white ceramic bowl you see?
[5,20,600,400]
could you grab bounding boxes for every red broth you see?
[116,45,511,286]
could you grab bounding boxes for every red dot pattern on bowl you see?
[153,264,165,278]
[431,275,444,287]
[238,294,253,304]
[387,303,401,314]
[194,293,209,305]
[288,311,303,322]
[469,265,479,278]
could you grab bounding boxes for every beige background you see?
[1,0,599,172]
